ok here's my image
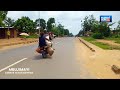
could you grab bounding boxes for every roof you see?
[0,27,14,29]
[36,26,41,29]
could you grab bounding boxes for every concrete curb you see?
[111,65,120,74]
[77,37,95,52]
[0,40,38,47]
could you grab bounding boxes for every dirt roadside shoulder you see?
[96,39,120,46]
[0,42,38,52]
[0,38,38,52]
[75,37,120,79]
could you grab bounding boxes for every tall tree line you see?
[77,15,118,39]
[0,11,73,36]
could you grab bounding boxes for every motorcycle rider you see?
[43,30,53,47]
[38,30,53,54]
[38,28,55,57]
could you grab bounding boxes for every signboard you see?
[100,15,112,22]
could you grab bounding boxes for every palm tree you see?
[4,17,15,33]
[4,17,14,27]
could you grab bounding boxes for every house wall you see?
[5,29,7,38]
[0,29,5,39]
[5,29,14,38]
[14,29,17,38]
[0,28,18,39]
[10,29,14,38]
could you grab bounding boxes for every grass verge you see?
[81,37,120,50]
[104,37,120,44]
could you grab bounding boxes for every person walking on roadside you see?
[7,30,10,39]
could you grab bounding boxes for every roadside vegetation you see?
[82,37,120,50]
[77,15,120,50]
[0,11,74,39]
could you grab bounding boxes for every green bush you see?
[20,35,27,38]
[115,35,118,38]
[82,37,96,42]
[92,33,104,39]
[110,34,120,38]
[26,34,39,38]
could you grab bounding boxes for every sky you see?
[7,11,120,35]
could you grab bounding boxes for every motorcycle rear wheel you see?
[42,51,47,58]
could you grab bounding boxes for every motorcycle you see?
[40,42,54,58]
[41,47,48,58]
[36,34,54,58]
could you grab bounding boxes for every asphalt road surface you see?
[0,37,94,79]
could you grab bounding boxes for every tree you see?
[0,11,8,26]
[14,16,36,35]
[57,24,64,36]
[81,16,91,36]
[115,21,120,36]
[46,18,70,37]
[69,33,74,37]
[116,21,120,31]
[4,17,15,27]
[51,26,59,36]
[77,30,84,36]
[80,15,115,38]
[64,29,69,36]
[47,18,55,32]
[81,15,97,36]
[35,18,46,30]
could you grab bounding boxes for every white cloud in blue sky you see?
[7,11,120,35]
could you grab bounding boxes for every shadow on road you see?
[33,55,44,60]
[33,55,52,60]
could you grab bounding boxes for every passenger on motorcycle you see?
[38,30,52,52]
[37,30,54,57]
[38,31,47,49]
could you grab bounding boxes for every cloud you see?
[7,11,38,21]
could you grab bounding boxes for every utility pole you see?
[39,11,40,36]
[63,29,64,37]
[58,22,60,37]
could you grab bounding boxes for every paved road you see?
[0,37,94,79]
